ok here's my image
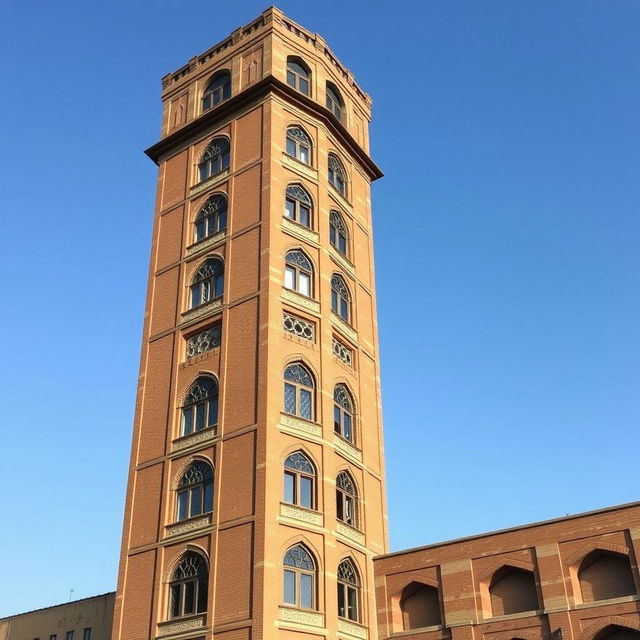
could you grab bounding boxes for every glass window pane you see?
[190,486,202,517]
[195,403,205,430]
[184,581,195,615]
[330,225,336,246]
[170,584,181,618]
[334,406,341,434]
[338,584,346,617]
[201,280,211,303]
[204,482,214,513]
[286,138,296,157]
[300,389,312,420]
[300,147,309,164]
[214,274,224,298]
[177,491,189,521]
[300,78,309,95]
[299,273,310,297]
[284,472,295,504]
[182,407,193,435]
[336,489,344,520]
[341,297,348,320]
[191,286,201,309]
[331,290,338,313]
[284,383,296,414]
[208,397,218,426]
[339,235,347,254]
[301,573,313,609]
[284,570,296,604]
[344,414,352,441]
[347,586,358,620]
[345,495,354,525]
[197,578,208,612]
[299,206,310,228]
[300,476,313,509]
[284,266,295,290]
[287,71,296,87]
[218,210,227,231]
[195,221,205,241]
[285,199,295,219]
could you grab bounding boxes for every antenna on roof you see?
[69,589,74,602]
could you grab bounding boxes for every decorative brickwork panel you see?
[280,502,324,527]
[333,336,353,366]
[186,326,221,359]
[284,313,315,341]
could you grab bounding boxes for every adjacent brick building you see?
[373,503,640,640]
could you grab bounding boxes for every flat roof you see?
[375,500,640,560]
[0,591,115,621]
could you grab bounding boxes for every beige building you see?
[0,592,114,640]
[113,7,387,640]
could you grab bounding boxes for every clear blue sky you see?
[0,0,638,618]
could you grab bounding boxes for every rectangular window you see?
[300,573,313,609]
[300,389,312,420]
[66,633,74,640]
[299,78,309,95]
[286,138,296,157]
[195,403,206,430]
[300,476,313,509]
[337,584,346,617]
[189,486,202,518]
[299,205,310,227]
[284,383,296,414]
[177,490,189,521]
[345,495,354,525]
[204,482,214,513]
[347,585,358,620]
[299,272,310,297]
[299,146,310,165]
[334,406,341,433]
[285,198,295,219]
[170,584,180,618]
[284,471,295,503]
[343,414,352,440]
[184,581,195,615]
[83,630,92,640]
[283,569,296,604]
[336,489,344,521]
[284,265,295,290]
[182,407,193,435]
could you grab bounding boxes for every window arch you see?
[176,461,214,521]
[594,626,640,640]
[283,362,314,421]
[202,70,231,111]
[285,250,313,297]
[579,551,636,602]
[336,470,357,528]
[168,551,208,619]
[489,567,539,616]
[284,184,312,228]
[190,258,224,308]
[194,194,227,242]
[284,451,316,510]
[326,82,344,122]
[286,126,312,165]
[328,154,346,196]
[331,274,351,322]
[334,384,355,442]
[337,558,360,622]
[198,137,230,182]
[329,211,348,257]
[287,57,310,95]
[181,376,218,436]
[283,544,316,609]
[400,582,441,630]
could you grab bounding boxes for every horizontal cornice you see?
[145,75,383,181]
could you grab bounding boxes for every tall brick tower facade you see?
[112,8,387,640]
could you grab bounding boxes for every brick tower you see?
[112,8,387,640]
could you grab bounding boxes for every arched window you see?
[169,552,208,619]
[326,82,344,122]
[287,57,310,95]
[334,385,355,442]
[194,194,227,242]
[336,471,357,527]
[489,567,539,616]
[283,544,316,609]
[285,250,313,297]
[594,626,640,640]
[331,274,350,322]
[284,185,312,228]
[284,451,315,510]
[202,71,231,111]
[328,154,346,196]
[579,551,636,602]
[176,461,214,521]
[286,127,312,165]
[198,137,230,182]
[329,211,348,256]
[337,558,360,622]
[181,377,218,436]
[283,363,314,420]
[400,582,441,630]
[190,258,224,308]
